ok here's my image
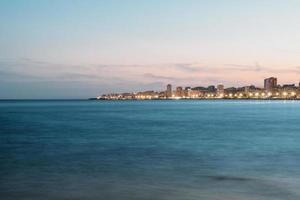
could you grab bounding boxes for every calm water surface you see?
[1,100,300,200]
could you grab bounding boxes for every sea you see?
[1,100,300,200]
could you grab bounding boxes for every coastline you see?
[89,98,300,101]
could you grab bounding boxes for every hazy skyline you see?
[1,0,300,98]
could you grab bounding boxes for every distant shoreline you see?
[1,98,299,101]
[89,98,300,101]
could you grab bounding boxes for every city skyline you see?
[1,1,300,98]
[97,77,300,100]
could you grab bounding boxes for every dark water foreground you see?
[1,100,300,200]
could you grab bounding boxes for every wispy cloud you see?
[0,70,42,81]
[143,73,181,81]
[94,62,212,74]
[1,58,300,89]
[224,62,264,72]
[223,63,300,75]
[172,63,205,72]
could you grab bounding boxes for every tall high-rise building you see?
[166,84,172,98]
[264,77,277,91]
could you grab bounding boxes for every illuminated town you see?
[95,77,300,100]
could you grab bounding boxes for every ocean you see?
[1,100,300,200]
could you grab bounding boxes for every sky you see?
[1,0,300,99]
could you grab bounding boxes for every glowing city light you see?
[97,77,300,100]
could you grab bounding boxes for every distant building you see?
[192,86,207,91]
[207,85,216,92]
[188,89,202,98]
[282,84,296,88]
[166,84,172,98]
[264,77,277,91]
[244,86,250,93]
[97,76,300,100]
[244,85,258,95]
[225,87,237,93]
[176,86,183,97]
[282,84,297,93]
[184,87,191,97]
[217,84,224,95]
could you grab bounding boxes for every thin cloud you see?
[173,63,210,73]
[0,70,41,81]
[2,58,300,87]
[173,63,200,72]
[224,62,264,72]
[58,73,103,80]
[143,73,180,81]
[94,62,211,73]
[223,63,300,75]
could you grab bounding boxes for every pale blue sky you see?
[1,0,300,98]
